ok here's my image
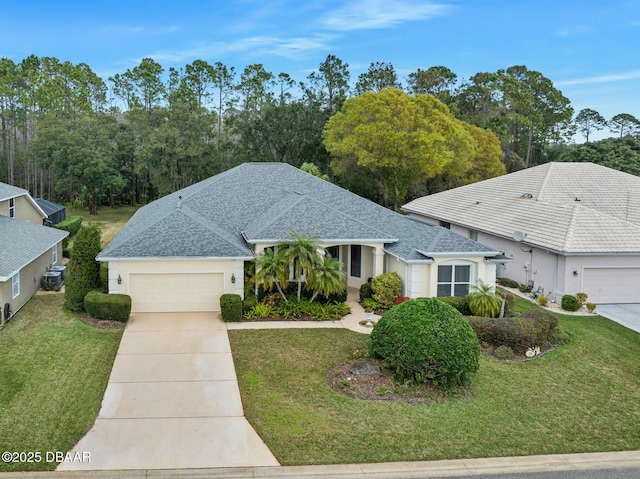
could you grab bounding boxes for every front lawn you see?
[229,309,640,465]
[0,295,122,473]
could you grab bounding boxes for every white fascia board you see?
[417,250,503,258]
[383,249,435,264]
[96,255,255,262]
[246,238,399,245]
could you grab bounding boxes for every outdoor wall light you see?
[231,273,236,284]
[573,270,578,277]
[117,274,122,284]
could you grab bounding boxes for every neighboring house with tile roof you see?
[403,162,640,304]
[0,182,68,324]
[98,163,507,313]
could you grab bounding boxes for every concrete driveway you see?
[597,304,640,334]
[58,312,279,471]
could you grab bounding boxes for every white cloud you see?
[148,34,334,64]
[556,71,640,87]
[321,0,452,31]
[99,24,180,37]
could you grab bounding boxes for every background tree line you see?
[1,54,639,212]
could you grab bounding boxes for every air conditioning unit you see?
[43,271,62,288]
[50,265,67,281]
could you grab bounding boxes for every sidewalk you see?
[4,450,640,478]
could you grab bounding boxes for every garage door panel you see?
[583,268,640,304]
[129,273,224,312]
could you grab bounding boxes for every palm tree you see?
[280,232,321,301]
[468,280,503,318]
[254,248,289,302]
[307,254,346,302]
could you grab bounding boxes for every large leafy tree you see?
[575,108,607,142]
[304,54,350,113]
[406,66,457,103]
[609,113,640,138]
[354,61,400,95]
[324,88,475,209]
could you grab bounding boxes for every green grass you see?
[0,295,122,472]
[229,310,640,465]
[66,205,138,246]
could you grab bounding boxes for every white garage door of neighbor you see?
[129,273,224,312]
[582,268,640,304]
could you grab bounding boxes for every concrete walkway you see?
[597,304,640,334]
[58,312,278,471]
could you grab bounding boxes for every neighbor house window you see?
[469,230,478,241]
[52,245,57,264]
[439,220,450,229]
[12,272,20,298]
[325,245,340,260]
[350,245,362,278]
[437,264,471,297]
[9,198,15,218]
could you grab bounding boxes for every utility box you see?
[50,265,67,281]
[43,271,62,288]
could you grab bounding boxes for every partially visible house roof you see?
[0,216,69,281]
[0,181,47,218]
[35,198,65,217]
[403,162,640,254]
[99,163,500,262]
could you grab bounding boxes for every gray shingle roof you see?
[403,162,640,254]
[0,216,68,280]
[99,163,499,261]
[0,182,28,202]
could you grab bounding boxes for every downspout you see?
[552,253,559,303]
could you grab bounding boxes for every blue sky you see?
[1,0,639,141]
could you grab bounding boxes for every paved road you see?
[418,468,640,479]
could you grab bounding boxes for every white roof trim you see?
[97,255,254,262]
[417,250,502,258]
[245,237,398,245]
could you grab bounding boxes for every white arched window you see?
[437,261,475,297]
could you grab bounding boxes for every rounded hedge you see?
[561,294,579,312]
[368,298,480,387]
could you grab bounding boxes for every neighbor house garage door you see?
[582,268,640,304]
[129,273,224,312]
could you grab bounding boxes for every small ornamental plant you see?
[537,295,549,306]
[586,302,596,313]
[394,296,410,305]
[576,292,588,308]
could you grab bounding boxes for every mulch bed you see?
[327,358,472,405]
[77,312,126,330]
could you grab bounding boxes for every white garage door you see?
[129,273,224,312]
[582,268,640,304]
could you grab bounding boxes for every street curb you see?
[3,450,640,479]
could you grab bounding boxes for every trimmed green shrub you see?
[359,280,374,302]
[548,327,569,345]
[371,272,403,310]
[467,317,534,353]
[496,277,519,288]
[517,309,558,346]
[84,291,131,322]
[494,345,514,360]
[586,302,596,313]
[561,294,579,312]
[220,294,242,322]
[54,215,83,248]
[99,263,109,293]
[576,292,588,307]
[65,225,101,311]
[518,283,532,293]
[437,296,472,316]
[500,290,516,317]
[242,295,258,314]
[369,298,480,387]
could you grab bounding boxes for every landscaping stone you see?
[349,360,380,376]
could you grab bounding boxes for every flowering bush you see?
[394,296,410,305]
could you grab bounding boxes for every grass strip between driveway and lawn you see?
[229,303,640,465]
[0,294,122,473]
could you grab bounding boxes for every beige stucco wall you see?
[107,258,243,299]
[1,242,62,322]
[564,254,640,300]
[0,195,45,224]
